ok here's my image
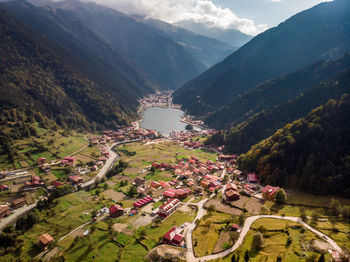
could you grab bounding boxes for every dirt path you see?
[185,214,344,262]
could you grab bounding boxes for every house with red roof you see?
[109,204,124,217]
[11,198,26,209]
[159,181,170,188]
[225,190,240,201]
[230,224,240,231]
[37,157,47,166]
[51,181,64,188]
[201,179,210,188]
[133,196,153,208]
[150,181,161,189]
[162,226,185,247]
[247,173,259,184]
[186,180,195,187]
[0,205,10,219]
[176,188,192,199]
[0,184,9,191]
[61,157,76,166]
[163,189,177,198]
[67,175,83,185]
[38,233,54,247]
[262,185,281,200]
[158,198,180,218]
[151,162,161,169]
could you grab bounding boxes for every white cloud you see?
[82,0,268,35]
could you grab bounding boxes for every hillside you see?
[141,18,234,68]
[206,53,350,129]
[173,0,350,115]
[238,94,350,196]
[0,7,140,137]
[3,0,155,98]
[207,68,350,154]
[42,0,206,90]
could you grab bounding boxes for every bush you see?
[251,232,264,252]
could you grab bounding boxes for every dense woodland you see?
[0,7,141,131]
[237,95,350,196]
[206,54,350,129]
[207,68,350,153]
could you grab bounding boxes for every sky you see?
[82,0,331,35]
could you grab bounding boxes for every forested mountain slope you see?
[141,18,234,68]
[3,0,155,97]
[173,0,350,115]
[0,8,139,133]
[207,69,350,154]
[238,95,350,196]
[44,0,206,90]
[206,53,350,129]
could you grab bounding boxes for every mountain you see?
[238,94,350,196]
[206,53,350,129]
[175,20,253,48]
[141,18,235,68]
[36,0,206,90]
[207,67,350,154]
[3,0,155,98]
[0,6,141,133]
[173,0,350,115]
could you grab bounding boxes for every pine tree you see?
[317,253,325,262]
[244,251,249,262]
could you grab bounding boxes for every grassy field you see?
[193,212,234,257]
[144,170,175,181]
[14,191,99,261]
[287,191,350,207]
[312,220,350,250]
[117,142,216,178]
[0,126,89,170]
[212,218,332,262]
[63,225,121,262]
[142,210,196,250]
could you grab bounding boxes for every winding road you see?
[185,206,344,262]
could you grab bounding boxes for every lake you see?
[140,107,188,136]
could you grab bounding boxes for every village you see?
[0,93,348,262]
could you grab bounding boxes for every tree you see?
[311,211,319,225]
[329,216,337,230]
[275,189,287,204]
[244,250,249,262]
[329,199,341,217]
[185,124,193,131]
[260,205,270,215]
[317,253,325,262]
[231,254,236,262]
[300,207,307,222]
[127,185,138,197]
[341,205,350,219]
[239,214,245,226]
[207,204,216,214]
[251,232,264,252]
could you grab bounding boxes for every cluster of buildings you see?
[92,126,158,144]
[0,197,26,219]
[169,129,216,142]
[138,91,171,108]
[162,226,185,247]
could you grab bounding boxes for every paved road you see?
[81,143,119,189]
[185,214,344,262]
[0,202,37,231]
[185,199,208,262]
